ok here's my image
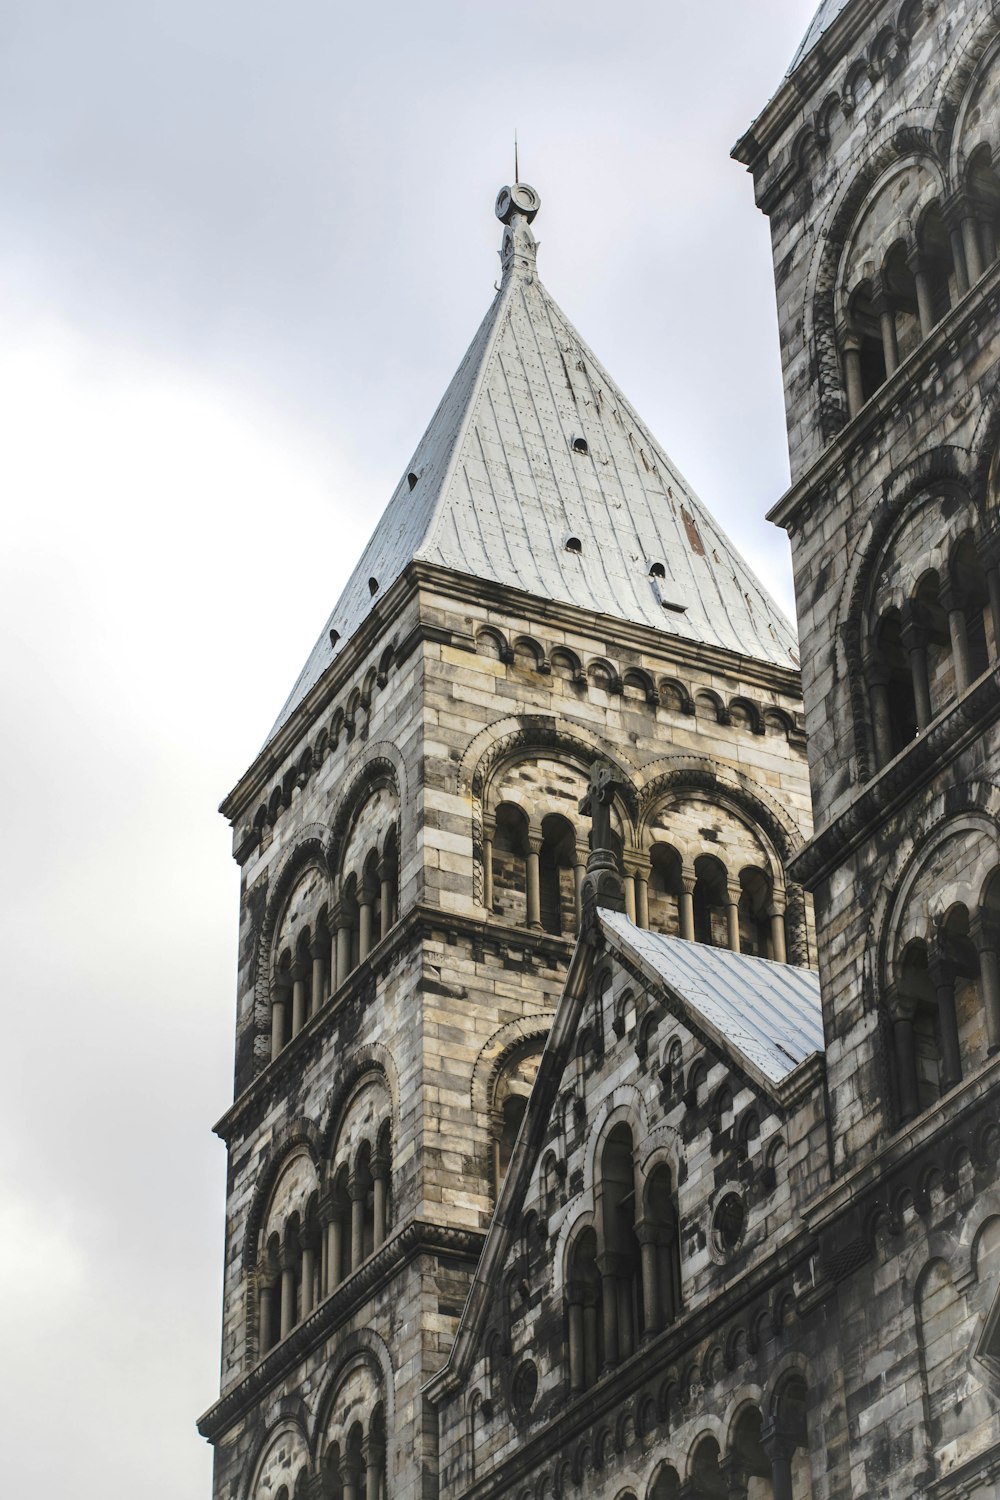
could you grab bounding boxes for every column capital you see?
[482,813,497,839]
[348,1174,368,1202]
[596,1250,632,1279]
[279,1241,300,1273]
[526,834,544,857]
[680,868,697,895]
[970,908,1000,954]
[885,983,916,1024]
[726,881,742,905]
[760,1423,798,1463]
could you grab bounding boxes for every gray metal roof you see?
[601,910,823,1083]
[788,0,853,71]
[266,188,799,743]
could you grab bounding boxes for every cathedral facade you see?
[198,3,1000,1498]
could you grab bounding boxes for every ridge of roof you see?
[264,185,800,747]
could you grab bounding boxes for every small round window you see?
[511,1359,538,1415]
[713,1193,746,1254]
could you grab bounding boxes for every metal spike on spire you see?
[514,129,519,185]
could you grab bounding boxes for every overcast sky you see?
[0,2,821,1493]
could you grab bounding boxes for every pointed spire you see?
[495,181,540,281]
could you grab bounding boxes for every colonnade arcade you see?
[253,1076,392,1360]
[644,1375,810,1499]
[837,139,1000,416]
[884,825,1000,1126]
[565,1123,682,1394]
[481,759,797,963]
[246,1360,387,1500]
[860,488,998,770]
[267,791,399,1064]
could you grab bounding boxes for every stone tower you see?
[197,185,813,1500]
[734,0,1000,1491]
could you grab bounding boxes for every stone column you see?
[901,608,932,729]
[300,1230,318,1318]
[566,1282,585,1392]
[636,1220,662,1336]
[574,846,588,929]
[945,197,970,297]
[971,911,1000,1054]
[290,962,308,1038]
[866,658,894,767]
[582,1288,599,1390]
[719,1458,750,1500]
[634,860,650,930]
[679,869,696,942]
[889,988,919,1124]
[372,1153,389,1247]
[358,894,373,963]
[257,1272,276,1355]
[726,883,742,953]
[365,1441,383,1500]
[909,249,935,338]
[310,938,327,1020]
[279,1245,298,1339]
[929,949,962,1092]
[843,336,864,418]
[329,923,339,997]
[349,1176,366,1268]
[962,205,985,284]
[616,1272,635,1361]
[623,870,637,923]
[378,858,395,935]
[598,1253,621,1369]
[336,906,352,988]
[318,1193,332,1295]
[761,1429,796,1500]
[873,283,898,377]
[270,987,288,1062]
[941,582,972,695]
[769,901,787,964]
[340,1457,359,1500]
[986,563,1000,656]
[328,1208,345,1287]
[526,836,543,930]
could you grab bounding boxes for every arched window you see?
[538,812,578,935]
[566,1226,603,1392]
[882,240,921,363]
[600,1124,642,1365]
[490,1043,542,1197]
[648,843,684,937]
[869,607,917,765]
[738,866,774,957]
[845,282,887,409]
[687,1436,724,1498]
[894,938,942,1121]
[640,1164,682,1333]
[915,202,955,326]
[949,533,992,685]
[692,854,729,949]
[967,145,1000,276]
[491,803,531,927]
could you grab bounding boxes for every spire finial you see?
[495,180,540,281]
[514,129,519,185]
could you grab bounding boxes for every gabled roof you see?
[265,185,799,743]
[788,0,853,71]
[600,910,823,1085]
[426,906,824,1399]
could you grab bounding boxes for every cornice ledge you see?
[215,908,572,1142]
[768,260,1000,533]
[788,668,1000,889]
[775,1050,826,1111]
[407,561,802,697]
[198,1219,485,1444]
[803,1052,1000,1239]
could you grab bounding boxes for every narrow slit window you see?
[368,577,379,597]
[329,628,341,647]
[407,472,418,491]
